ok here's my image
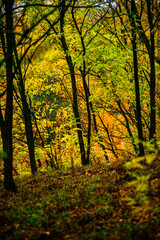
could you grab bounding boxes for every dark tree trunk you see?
[13,36,37,174]
[128,0,156,141]
[146,0,156,140]
[116,100,138,154]
[2,0,16,192]
[37,159,42,168]
[59,0,87,165]
[71,5,90,164]
[130,0,144,156]
[80,68,91,165]
[19,85,37,174]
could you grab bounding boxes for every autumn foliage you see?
[0,0,160,239]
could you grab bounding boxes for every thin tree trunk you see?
[19,83,37,174]
[130,0,144,156]
[146,0,156,140]
[128,0,156,141]
[13,39,37,174]
[71,6,91,164]
[59,0,87,165]
[116,99,138,154]
[80,67,91,164]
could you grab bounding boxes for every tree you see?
[96,0,159,157]
[59,0,87,165]
[71,3,91,164]
[126,0,145,156]
[13,39,37,174]
[0,0,16,191]
[124,0,157,141]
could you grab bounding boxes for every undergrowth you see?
[0,162,160,240]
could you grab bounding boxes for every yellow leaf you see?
[145,154,156,164]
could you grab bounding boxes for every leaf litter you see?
[0,163,160,240]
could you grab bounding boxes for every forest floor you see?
[0,162,160,240]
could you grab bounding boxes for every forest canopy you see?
[0,0,160,193]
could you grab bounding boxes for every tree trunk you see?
[13,36,37,174]
[146,0,156,140]
[19,86,37,174]
[131,0,144,156]
[3,0,16,192]
[71,6,90,164]
[59,0,87,165]
[80,68,91,165]
[128,0,156,141]
[116,99,138,154]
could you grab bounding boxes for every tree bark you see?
[19,83,37,174]
[13,40,37,174]
[146,0,156,140]
[71,6,91,164]
[59,0,87,165]
[128,0,156,141]
[116,99,138,154]
[2,0,16,192]
[130,0,144,156]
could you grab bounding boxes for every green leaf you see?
[0,151,8,158]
